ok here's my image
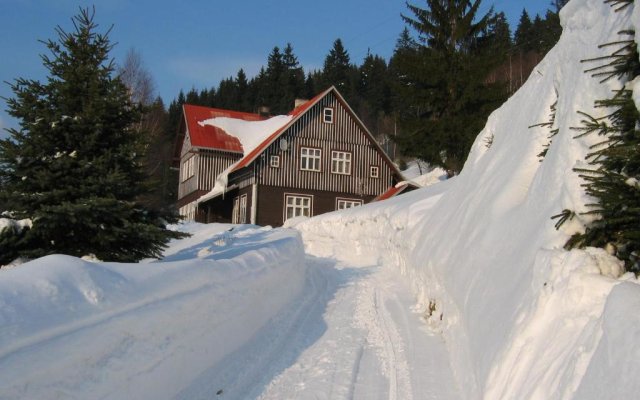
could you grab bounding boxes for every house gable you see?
[227,87,403,197]
[229,87,402,181]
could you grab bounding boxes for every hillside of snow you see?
[294,1,640,398]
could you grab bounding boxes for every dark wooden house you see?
[174,87,404,226]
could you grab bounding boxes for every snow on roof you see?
[195,114,293,204]
[183,104,266,153]
[199,115,292,157]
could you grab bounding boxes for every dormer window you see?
[323,107,334,124]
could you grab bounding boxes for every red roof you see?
[183,104,265,153]
[178,87,404,185]
[373,182,419,202]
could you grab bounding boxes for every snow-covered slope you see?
[294,1,640,398]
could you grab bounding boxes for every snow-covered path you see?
[257,256,461,400]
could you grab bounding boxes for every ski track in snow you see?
[253,260,460,399]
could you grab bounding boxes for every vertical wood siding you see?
[178,134,196,199]
[197,149,242,191]
[178,132,242,200]
[255,92,393,196]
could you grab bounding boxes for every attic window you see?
[323,107,334,124]
[270,155,280,168]
[181,156,195,182]
[370,165,380,178]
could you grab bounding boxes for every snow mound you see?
[294,1,640,398]
[0,224,306,399]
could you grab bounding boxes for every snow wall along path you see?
[295,1,640,399]
[0,226,306,399]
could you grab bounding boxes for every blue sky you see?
[1,0,552,133]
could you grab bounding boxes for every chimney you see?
[258,106,270,117]
[294,98,308,108]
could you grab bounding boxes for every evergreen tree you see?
[217,77,238,110]
[489,12,513,52]
[394,0,507,175]
[540,10,563,54]
[0,7,183,264]
[359,53,390,114]
[514,10,534,52]
[566,26,640,273]
[322,39,356,98]
[235,69,251,112]
[532,15,545,52]
[282,43,306,106]
[389,28,419,114]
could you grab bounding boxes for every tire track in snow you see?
[353,275,413,400]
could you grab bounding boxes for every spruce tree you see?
[235,69,251,112]
[282,43,306,107]
[394,0,507,175]
[514,10,534,52]
[566,20,640,273]
[322,39,356,98]
[0,7,183,264]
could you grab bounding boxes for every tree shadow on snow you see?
[160,226,284,263]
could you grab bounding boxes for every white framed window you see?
[270,155,280,168]
[336,198,363,210]
[284,194,312,221]
[181,156,195,182]
[370,165,380,178]
[232,194,248,224]
[331,151,352,175]
[239,195,247,224]
[300,147,321,171]
[232,197,240,224]
[323,107,334,124]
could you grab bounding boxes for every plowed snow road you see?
[178,255,462,400]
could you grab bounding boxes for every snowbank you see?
[0,224,306,399]
[294,1,640,398]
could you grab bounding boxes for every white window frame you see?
[232,194,248,224]
[284,194,313,221]
[300,147,321,172]
[239,194,247,224]
[323,107,334,124]
[181,156,195,182]
[331,151,352,175]
[232,197,240,224]
[370,165,380,178]
[336,198,363,210]
[270,155,280,168]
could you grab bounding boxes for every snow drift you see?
[0,224,306,399]
[294,1,640,398]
